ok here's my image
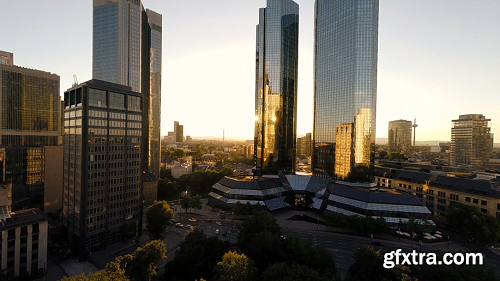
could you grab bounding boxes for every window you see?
[89,88,107,107]
[481,200,487,206]
[128,96,141,111]
[466,197,471,202]
[438,191,446,198]
[497,203,500,211]
[450,194,459,201]
[481,208,487,214]
[109,92,125,109]
[473,199,478,204]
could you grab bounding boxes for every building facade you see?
[388,120,412,153]
[334,123,354,179]
[62,80,142,260]
[254,0,299,175]
[312,0,379,177]
[450,114,493,170]
[142,172,157,205]
[297,133,311,159]
[93,0,162,178]
[174,121,183,143]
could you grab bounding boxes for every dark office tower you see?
[93,0,162,178]
[141,9,162,178]
[254,0,299,176]
[388,120,412,152]
[312,0,379,178]
[62,80,142,261]
[450,114,493,170]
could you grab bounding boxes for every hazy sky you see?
[1,1,499,141]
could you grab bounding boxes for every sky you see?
[1,0,499,142]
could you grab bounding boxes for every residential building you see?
[450,114,493,170]
[62,79,142,261]
[0,185,49,279]
[254,0,299,175]
[312,0,379,177]
[92,0,162,178]
[142,172,157,205]
[388,120,412,153]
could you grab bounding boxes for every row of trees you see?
[62,240,167,281]
[324,212,393,235]
[180,195,203,213]
[347,245,500,281]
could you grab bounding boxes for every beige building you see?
[375,170,500,218]
[143,173,158,205]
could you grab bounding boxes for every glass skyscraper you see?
[93,0,161,177]
[254,0,299,175]
[312,0,379,178]
[388,119,412,153]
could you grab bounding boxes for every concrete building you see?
[0,185,49,279]
[174,121,184,143]
[297,133,311,159]
[312,0,379,178]
[62,79,142,261]
[43,146,63,214]
[0,50,13,65]
[388,120,412,153]
[142,172,158,205]
[254,0,299,175]
[450,114,493,170]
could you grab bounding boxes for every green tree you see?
[146,201,174,239]
[181,196,191,213]
[173,149,186,158]
[160,168,173,180]
[215,251,258,281]
[445,203,500,242]
[190,195,203,212]
[378,151,388,159]
[166,227,228,280]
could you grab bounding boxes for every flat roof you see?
[0,208,49,231]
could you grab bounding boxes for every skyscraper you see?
[312,0,379,178]
[388,120,412,153]
[254,0,299,175]
[174,121,183,143]
[450,114,493,170]
[0,51,60,211]
[93,0,161,177]
[62,79,142,260]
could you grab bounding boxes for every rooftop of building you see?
[218,176,283,190]
[142,172,157,182]
[0,208,49,231]
[329,183,424,206]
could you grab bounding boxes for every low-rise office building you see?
[375,170,500,217]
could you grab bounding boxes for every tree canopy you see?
[444,203,500,243]
[146,201,174,240]
[215,251,258,281]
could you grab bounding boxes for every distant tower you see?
[412,117,418,146]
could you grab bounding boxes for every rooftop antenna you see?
[72,74,78,87]
[412,117,418,146]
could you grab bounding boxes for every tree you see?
[63,241,166,281]
[181,196,191,213]
[215,251,258,281]
[378,151,388,159]
[160,168,173,180]
[190,195,203,212]
[146,201,174,239]
[445,203,500,243]
[166,227,228,281]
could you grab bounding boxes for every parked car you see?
[185,224,192,228]
[175,223,182,227]
[188,218,197,222]
[216,221,222,226]
[215,229,220,235]
[206,218,212,222]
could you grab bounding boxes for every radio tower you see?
[412,117,418,146]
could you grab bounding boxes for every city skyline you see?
[1,1,500,141]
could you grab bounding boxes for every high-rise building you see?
[388,120,412,153]
[62,79,142,261]
[174,121,184,143]
[254,0,299,175]
[0,51,61,211]
[450,114,493,170]
[312,0,379,178]
[335,123,354,179]
[93,0,162,178]
[297,133,312,159]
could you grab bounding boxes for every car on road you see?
[170,219,177,224]
[215,229,220,235]
[188,218,197,222]
[206,218,212,222]
[175,223,182,227]
[185,224,192,228]
[216,221,222,226]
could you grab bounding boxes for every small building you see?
[142,172,158,205]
